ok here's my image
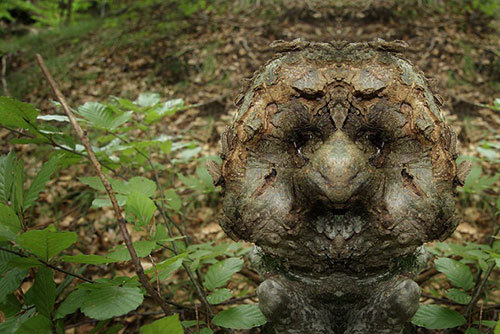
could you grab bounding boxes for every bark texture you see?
[216,39,464,333]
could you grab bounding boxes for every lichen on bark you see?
[215,39,467,333]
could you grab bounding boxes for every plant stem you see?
[35,53,173,317]
[0,246,93,283]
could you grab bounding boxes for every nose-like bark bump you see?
[302,131,371,204]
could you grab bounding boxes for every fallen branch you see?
[35,54,173,317]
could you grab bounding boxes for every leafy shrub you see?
[0,92,265,333]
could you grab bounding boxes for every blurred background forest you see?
[0,0,499,333]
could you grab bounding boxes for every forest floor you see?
[1,1,499,333]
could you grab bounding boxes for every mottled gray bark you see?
[213,39,467,333]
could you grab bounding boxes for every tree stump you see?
[214,39,468,334]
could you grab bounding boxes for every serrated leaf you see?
[0,307,34,333]
[207,289,233,304]
[445,289,472,305]
[140,313,183,334]
[0,97,39,131]
[165,189,182,211]
[127,177,156,197]
[0,268,27,303]
[80,285,144,320]
[145,252,187,280]
[11,159,23,216]
[107,241,157,262]
[411,304,465,329]
[24,267,55,318]
[0,152,15,204]
[54,289,90,319]
[92,194,127,208]
[7,256,41,269]
[0,293,21,318]
[212,304,267,329]
[79,176,105,191]
[0,203,21,241]
[435,257,474,290]
[125,191,156,227]
[196,166,215,191]
[203,257,244,291]
[60,254,116,264]
[109,111,132,129]
[18,227,77,261]
[135,93,161,108]
[76,102,114,128]
[23,155,59,210]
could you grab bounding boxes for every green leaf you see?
[0,293,21,317]
[0,268,27,303]
[18,227,77,261]
[23,155,59,210]
[434,257,474,290]
[127,177,156,197]
[17,314,52,334]
[135,93,161,108]
[54,289,90,319]
[109,111,132,129]
[495,318,500,334]
[60,254,116,264]
[24,267,55,318]
[0,152,16,204]
[140,314,183,334]
[0,308,34,333]
[445,289,471,305]
[76,102,113,128]
[165,189,182,211]
[125,191,156,227]
[79,176,105,191]
[37,115,69,122]
[196,166,216,191]
[203,257,244,291]
[107,241,157,262]
[411,304,466,329]
[207,288,233,305]
[212,304,267,329]
[145,252,187,280]
[0,203,21,241]
[80,285,144,320]
[7,256,41,269]
[0,97,39,130]
[11,159,23,216]
[92,194,127,208]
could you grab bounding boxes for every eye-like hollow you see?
[365,131,385,154]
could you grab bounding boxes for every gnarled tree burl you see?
[214,40,468,333]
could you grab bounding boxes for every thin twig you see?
[1,54,9,96]
[0,246,93,283]
[0,124,118,174]
[110,132,215,317]
[465,262,496,321]
[35,54,172,317]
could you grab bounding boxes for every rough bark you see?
[216,39,466,333]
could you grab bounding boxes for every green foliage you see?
[212,304,267,329]
[412,305,466,329]
[140,314,183,334]
[0,92,259,332]
[413,104,499,332]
